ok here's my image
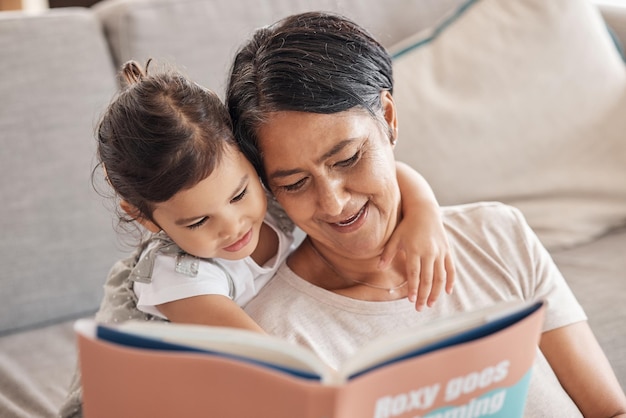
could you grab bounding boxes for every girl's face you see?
[256,93,400,259]
[143,144,268,260]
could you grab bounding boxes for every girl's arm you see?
[156,223,281,333]
[381,161,455,311]
[157,295,265,333]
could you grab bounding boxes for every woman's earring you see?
[390,128,398,147]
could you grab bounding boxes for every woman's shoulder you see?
[442,201,524,219]
[441,201,540,258]
[441,202,528,233]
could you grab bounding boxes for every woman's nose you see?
[316,177,349,217]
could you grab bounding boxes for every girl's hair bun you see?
[121,59,152,85]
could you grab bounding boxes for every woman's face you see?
[257,94,401,259]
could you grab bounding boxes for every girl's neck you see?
[250,222,279,266]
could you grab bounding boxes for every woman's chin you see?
[327,235,385,260]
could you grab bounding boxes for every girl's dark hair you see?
[226,11,393,184]
[96,60,235,228]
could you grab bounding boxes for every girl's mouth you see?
[223,228,253,252]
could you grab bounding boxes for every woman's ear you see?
[120,200,161,233]
[380,90,398,146]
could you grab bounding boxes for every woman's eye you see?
[232,187,248,203]
[335,150,360,168]
[187,217,208,230]
[281,178,307,192]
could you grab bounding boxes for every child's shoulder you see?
[130,232,204,284]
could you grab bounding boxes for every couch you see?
[0,0,624,416]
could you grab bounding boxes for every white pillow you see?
[392,0,626,250]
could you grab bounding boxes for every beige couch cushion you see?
[392,0,626,250]
[94,0,466,95]
[0,8,123,334]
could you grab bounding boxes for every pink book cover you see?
[335,303,544,418]
[78,334,337,418]
[76,301,544,418]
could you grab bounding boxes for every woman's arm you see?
[540,321,626,417]
[157,295,265,333]
[381,161,455,310]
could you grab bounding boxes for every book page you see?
[108,320,335,382]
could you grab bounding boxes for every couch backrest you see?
[0,8,124,334]
[94,0,466,96]
[0,0,466,336]
[1,0,623,335]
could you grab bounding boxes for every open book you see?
[75,299,545,418]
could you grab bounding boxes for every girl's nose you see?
[217,212,241,240]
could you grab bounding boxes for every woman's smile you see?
[329,202,369,233]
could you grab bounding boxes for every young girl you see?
[96,60,454,332]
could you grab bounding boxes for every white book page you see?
[113,320,334,382]
[337,299,535,381]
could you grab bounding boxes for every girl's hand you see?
[379,206,455,311]
[390,161,456,310]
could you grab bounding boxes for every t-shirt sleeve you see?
[509,206,587,332]
[134,253,233,319]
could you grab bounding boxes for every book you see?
[74,299,545,418]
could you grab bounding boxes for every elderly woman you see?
[227,11,626,418]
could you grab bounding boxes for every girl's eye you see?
[231,187,248,203]
[187,217,208,230]
[335,150,360,168]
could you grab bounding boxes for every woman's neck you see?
[288,237,408,301]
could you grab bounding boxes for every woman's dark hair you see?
[96,60,236,229]
[226,11,394,184]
